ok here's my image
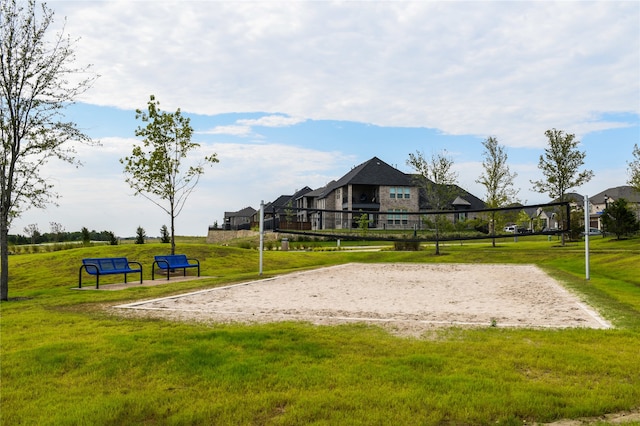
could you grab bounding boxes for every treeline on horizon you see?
[7,229,116,245]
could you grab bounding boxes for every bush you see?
[394,239,421,251]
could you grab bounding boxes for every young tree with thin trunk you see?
[476,136,519,247]
[121,95,218,255]
[1,0,96,300]
[530,129,593,245]
[407,150,458,255]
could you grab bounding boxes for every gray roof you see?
[590,186,640,204]
[224,206,256,217]
[413,177,486,210]
[334,157,412,187]
[452,196,471,207]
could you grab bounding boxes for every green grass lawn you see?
[2,237,639,425]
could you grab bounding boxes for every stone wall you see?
[206,229,281,244]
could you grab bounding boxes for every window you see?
[390,187,410,199]
[387,209,408,225]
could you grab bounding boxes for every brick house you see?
[301,157,485,230]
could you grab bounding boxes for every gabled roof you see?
[590,186,640,204]
[264,195,292,212]
[452,196,471,207]
[334,157,412,187]
[224,206,256,217]
[413,177,485,210]
[563,193,585,204]
[292,186,313,201]
[314,180,339,200]
[264,187,313,214]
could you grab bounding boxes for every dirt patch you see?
[540,407,640,425]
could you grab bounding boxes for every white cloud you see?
[199,114,306,137]
[237,115,307,128]
[51,1,638,149]
[201,124,253,137]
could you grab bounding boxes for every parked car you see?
[503,225,517,233]
[581,228,602,236]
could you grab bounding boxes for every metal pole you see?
[259,200,264,276]
[584,195,590,280]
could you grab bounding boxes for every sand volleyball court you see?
[114,263,610,336]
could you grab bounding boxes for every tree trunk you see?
[1,213,9,301]
[434,216,441,255]
[170,203,176,255]
[491,211,496,248]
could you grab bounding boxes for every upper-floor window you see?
[390,187,410,199]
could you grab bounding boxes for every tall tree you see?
[407,150,458,255]
[476,136,519,246]
[530,129,593,245]
[0,0,96,300]
[628,143,640,193]
[121,95,218,254]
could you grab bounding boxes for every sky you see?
[10,0,640,238]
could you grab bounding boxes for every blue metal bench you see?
[79,257,143,289]
[152,254,200,280]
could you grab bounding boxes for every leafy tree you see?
[135,226,146,244]
[0,0,96,300]
[476,136,519,246]
[284,200,295,224]
[568,208,585,241]
[628,144,640,192]
[160,225,170,243]
[121,95,218,255]
[601,198,639,240]
[531,129,593,245]
[81,227,91,245]
[407,150,458,255]
[357,211,369,236]
[106,231,118,246]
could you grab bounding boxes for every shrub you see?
[394,239,421,251]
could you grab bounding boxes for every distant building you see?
[222,206,256,230]
[254,157,485,231]
[588,186,640,230]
